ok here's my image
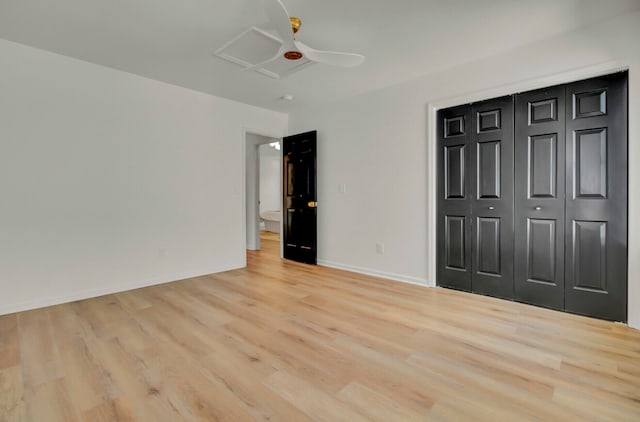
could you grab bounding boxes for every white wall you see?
[289,11,640,328]
[0,38,287,315]
[259,144,281,213]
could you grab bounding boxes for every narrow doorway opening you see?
[245,132,282,255]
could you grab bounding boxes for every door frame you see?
[242,129,284,264]
[427,60,639,328]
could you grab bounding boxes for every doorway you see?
[245,132,282,255]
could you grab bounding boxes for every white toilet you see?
[260,210,280,233]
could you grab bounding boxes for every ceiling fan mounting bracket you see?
[289,16,301,34]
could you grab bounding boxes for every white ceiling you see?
[1,0,639,112]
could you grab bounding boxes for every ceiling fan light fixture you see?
[284,50,304,60]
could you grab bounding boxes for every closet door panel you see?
[574,128,607,198]
[476,216,502,275]
[445,145,466,199]
[445,215,467,270]
[529,134,557,198]
[437,105,472,291]
[526,218,557,283]
[514,86,566,310]
[477,141,501,199]
[565,72,627,322]
[470,96,514,299]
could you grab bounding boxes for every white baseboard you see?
[0,262,244,316]
[317,259,434,288]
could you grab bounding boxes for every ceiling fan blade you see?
[264,0,294,44]
[295,41,365,68]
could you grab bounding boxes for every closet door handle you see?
[488,206,495,210]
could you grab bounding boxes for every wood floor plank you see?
[17,310,65,388]
[0,365,25,421]
[0,314,20,371]
[221,318,353,394]
[327,333,440,414]
[198,351,311,421]
[262,370,368,422]
[410,331,556,399]
[1,234,639,421]
[553,384,640,421]
[113,290,153,313]
[89,336,189,422]
[336,381,425,421]
[132,342,256,421]
[81,398,137,422]
[24,378,79,422]
[47,303,122,413]
[406,352,581,421]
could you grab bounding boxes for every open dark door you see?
[282,131,317,264]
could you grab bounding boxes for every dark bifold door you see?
[437,97,515,297]
[437,72,627,322]
[514,85,566,310]
[564,73,628,321]
[282,131,317,264]
[437,105,472,291]
[470,96,515,299]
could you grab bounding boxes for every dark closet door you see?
[283,131,317,265]
[469,96,515,299]
[564,72,628,321]
[437,105,472,291]
[514,86,566,310]
[436,72,627,322]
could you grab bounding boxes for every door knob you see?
[488,206,495,210]
[307,201,318,208]
[534,206,542,211]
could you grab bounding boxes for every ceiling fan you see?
[252,0,365,69]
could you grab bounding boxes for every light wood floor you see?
[1,235,639,421]
[259,229,280,242]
